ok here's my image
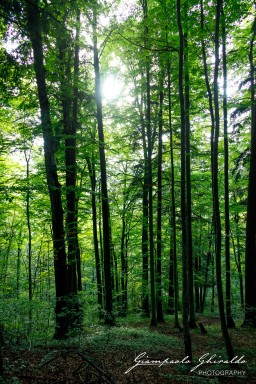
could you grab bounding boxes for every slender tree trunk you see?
[156,74,164,323]
[213,0,235,358]
[141,170,150,317]
[112,244,119,302]
[141,0,157,327]
[26,0,69,339]
[244,7,256,327]
[167,59,179,328]
[25,150,33,332]
[120,179,129,316]
[73,10,82,293]
[177,0,192,360]
[86,156,103,315]
[184,33,197,329]
[211,256,215,313]
[16,231,22,299]
[92,7,114,325]
[195,255,200,313]
[25,151,33,303]
[135,73,150,317]
[233,212,244,308]
[200,0,216,317]
[139,86,150,317]
[221,7,235,328]
[120,216,127,315]
[201,251,211,313]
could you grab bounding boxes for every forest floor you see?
[1,314,256,384]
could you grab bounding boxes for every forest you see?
[0,0,256,382]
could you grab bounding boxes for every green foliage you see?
[86,325,181,352]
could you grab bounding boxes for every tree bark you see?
[221,6,235,328]
[26,0,69,339]
[177,0,192,360]
[92,6,114,325]
[167,59,179,328]
[86,156,103,316]
[213,0,235,358]
[141,0,157,327]
[184,33,197,329]
[156,74,164,323]
[243,7,256,327]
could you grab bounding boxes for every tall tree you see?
[244,4,256,327]
[86,154,103,316]
[177,0,192,360]
[156,70,164,323]
[92,4,114,325]
[142,0,157,327]
[167,58,179,328]
[25,0,69,339]
[212,0,234,358]
[184,31,197,329]
[221,6,235,328]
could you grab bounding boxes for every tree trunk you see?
[167,59,179,328]
[156,74,164,323]
[177,0,192,360]
[26,0,69,339]
[243,8,256,327]
[141,170,150,317]
[233,212,244,308]
[221,7,235,328]
[86,156,103,316]
[212,0,235,358]
[25,151,33,304]
[184,33,197,329]
[141,0,157,327]
[25,150,33,332]
[201,251,212,313]
[16,231,22,299]
[120,210,128,316]
[92,7,114,325]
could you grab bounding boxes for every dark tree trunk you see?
[177,0,192,360]
[16,231,22,299]
[73,10,82,293]
[112,244,119,302]
[233,212,244,308]
[184,33,197,329]
[168,246,174,315]
[156,75,164,323]
[86,156,103,315]
[120,207,128,316]
[25,151,33,303]
[221,7,235,328]
[141,170,150,317]
[26,0,69,339]
[62,43,78,297]
[201,251,212,313]
[92,8,114,325]
[244,8,256,327]
[195,255,200,313]
[167,59,179,328]
[139,82,150,317]
[141,0,157,327]
[25,150,33,332]
[213,0,235,358]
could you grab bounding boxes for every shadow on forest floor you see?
[1,315,256,383]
